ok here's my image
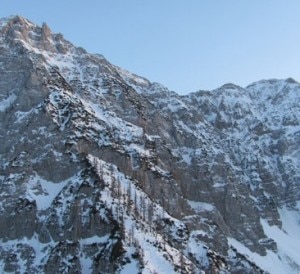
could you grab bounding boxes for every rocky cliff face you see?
[0,16,299,274]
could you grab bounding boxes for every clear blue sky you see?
[1,1,300,94]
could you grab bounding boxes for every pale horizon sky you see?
[1,1,300,94]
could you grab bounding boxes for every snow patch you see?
[0,93,17,112]
[187,200,215,213]
[26,173,72,210]
[228,206,300,274]
[260,207,300,273]
[228,238,286,274]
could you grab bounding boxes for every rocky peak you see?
[246,78,299,98]
[0,15,35,30]
[0,15,70,55]
[219,82,243,90]
[0,16,36,42]
[41,22,51,39]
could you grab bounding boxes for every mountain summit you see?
[0,16,300,273]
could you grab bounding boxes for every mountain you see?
[0,16,299,273]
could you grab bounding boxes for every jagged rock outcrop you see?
[0,16,300,273]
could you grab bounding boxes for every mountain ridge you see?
[0,16,300,273]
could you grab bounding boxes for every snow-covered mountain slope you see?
[0,16,299,273]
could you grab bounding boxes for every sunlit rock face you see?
[0,16,300,273]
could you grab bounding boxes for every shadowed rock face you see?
[0,16,300,273]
